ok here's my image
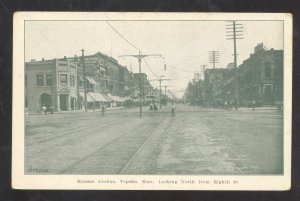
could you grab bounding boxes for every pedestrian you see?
[224,101,228,109]
[25,108,29,117]
[50,104,54,114]
[101,103,105,115]
[149,103,153,110]
[252,100,256,111]
[171,102,176,117]
[154,103,158,111]
[42,104,47,115]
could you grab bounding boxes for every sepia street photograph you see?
[23,16,285,177]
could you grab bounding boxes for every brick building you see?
[68,52,130,96]
[238,43,283,105]
[25,59,77,113]
[67,52,132,108]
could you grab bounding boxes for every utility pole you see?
[159,78,162,108]
[163,85,173,103]
[149,77,171,109]
[81,49,87,112]
[226,21,243,109]
[119,52,162,117]
[164,86,167,96]
[209,51,219,105]
[201,65,206,101]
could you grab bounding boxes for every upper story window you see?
[36,74,44,86]
[274,64,281,77]
[70,75,75,86]
[264,62,271,77]
[46,74,52,86]
[60,74,67,85]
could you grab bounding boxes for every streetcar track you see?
[32,119,128,154]
[25,113,132,146]
[117,114,172,174]
[58,113,167,174]
[58,118,150,174]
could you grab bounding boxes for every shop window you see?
[46,74,52,86]
[60,74,67,85]
[274,64,281,77]
[265,62,271,77]
[36,74,44,86]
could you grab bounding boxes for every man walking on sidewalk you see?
[252,100,256,111]
[42,104,47,115]
[171,102,176,117]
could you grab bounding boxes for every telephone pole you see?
[163,85,173,102]
[119,52,162,117]
[149,77,172,109]
[81,49,87,112]
[226,21,243,109]
[209,51,219,69]
[201,65,206,101]
[209,51,219,104]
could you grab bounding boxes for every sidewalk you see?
[27,106,127,116]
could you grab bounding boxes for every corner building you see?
[25,59,78,113]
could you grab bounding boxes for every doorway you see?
[60,94,68,111]
[40,93,52,110]
[264,85,273,104]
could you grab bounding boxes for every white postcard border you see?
[12,12,292,190]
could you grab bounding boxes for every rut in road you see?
[60,113,170,174]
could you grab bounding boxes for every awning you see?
[88,92,107,102]
[90,77,97,85]
[102,93,113,101]
[116,96,123,102]
[107,94,124,102]
[107,94,118,102]
[79,76,84,81]
[86,76,97,85]
[121,96,130,101]
[99,66,106,71]
[79,92,95,102]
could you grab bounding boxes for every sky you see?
[25,20,283,98]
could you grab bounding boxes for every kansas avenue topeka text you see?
[77,179,235,185]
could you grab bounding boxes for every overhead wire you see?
[143,58,159,78]
[105,21,140,52]
[105,21,160,79]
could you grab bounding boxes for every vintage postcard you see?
[12,12,292,190]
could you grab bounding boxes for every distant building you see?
[67,52,131,108]
[133,73,148,99]
[25,58,77,113]
[68,52,130,96]
[194,72,200,80]
[204,68,228,102]
[184,79,204,105]
[227,62,234,70]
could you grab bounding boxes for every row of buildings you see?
[25,52,159,113]
[184,43,284,107]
